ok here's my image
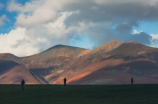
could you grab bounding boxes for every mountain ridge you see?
[1,40,158,84]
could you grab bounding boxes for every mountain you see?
[0,40,158,84]
[21,45,91,84]
[0,53,45,84]
[67,41,158,84]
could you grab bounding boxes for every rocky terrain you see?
[0,40,158,84]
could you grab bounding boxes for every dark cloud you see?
[129,32,151,45]
[63,0,158,47]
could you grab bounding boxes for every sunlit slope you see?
[104,42,158,59]
[48,41,158,84]
[47,40,125,84]
[69,42,158,84]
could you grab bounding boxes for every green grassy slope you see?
[0,84,158,104]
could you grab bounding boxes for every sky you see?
[0,0,158,56]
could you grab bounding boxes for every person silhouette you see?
[131,77,133,84]
[21,79,25,90]
[64,77,66,86]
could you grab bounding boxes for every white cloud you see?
[7,0,79,27]
[132,30,143,34]
[0,11,78,56]
[150,34,158,40]
[7,0,56,27]
[7,0,44,12]
[0,27,39,56]
[150,34,158,47]
[0,15,7,26]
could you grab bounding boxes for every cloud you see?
[151,34,158,40]
[0,11,78,56]
[64,0,158,46]
[0,27,38,56]
[132,30,143,34]
[7,0,56,27]
[150,34,158,47]
[1,0,158,56]
[7,0,79,27]
[0,15,7,26]
[94,0,157,5]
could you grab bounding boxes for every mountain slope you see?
[21,45,91,84]
[44,40,123,84]
[67,42,158,84]
[1,40,158,84]
[47,41,158,84]
[0,53,45,84]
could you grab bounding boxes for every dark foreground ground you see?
[0,84,158,104]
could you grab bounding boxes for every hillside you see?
[21,45,91,84]
[49,41,158,84]
[68,41,158,84]
[0,53,45,84]
[0,40,158,84]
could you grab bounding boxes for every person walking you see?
[131,77,133,84]
[21,79,25,90]
[64,77,66,86]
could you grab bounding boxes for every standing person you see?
[131,77,133,84]
[64,77,66,86]
[21,79,25,90]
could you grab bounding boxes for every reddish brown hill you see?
[69,42,158,84]
[47,41,158,84]
[104,42,158,59]
[45,40,125,84]
[0,53,45,84]
[21,45,91,84]
[22,45,90,68]
[1,41,158,84]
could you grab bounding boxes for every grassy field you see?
[0,84,158,104]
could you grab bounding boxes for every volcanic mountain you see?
[1,40,158,84]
